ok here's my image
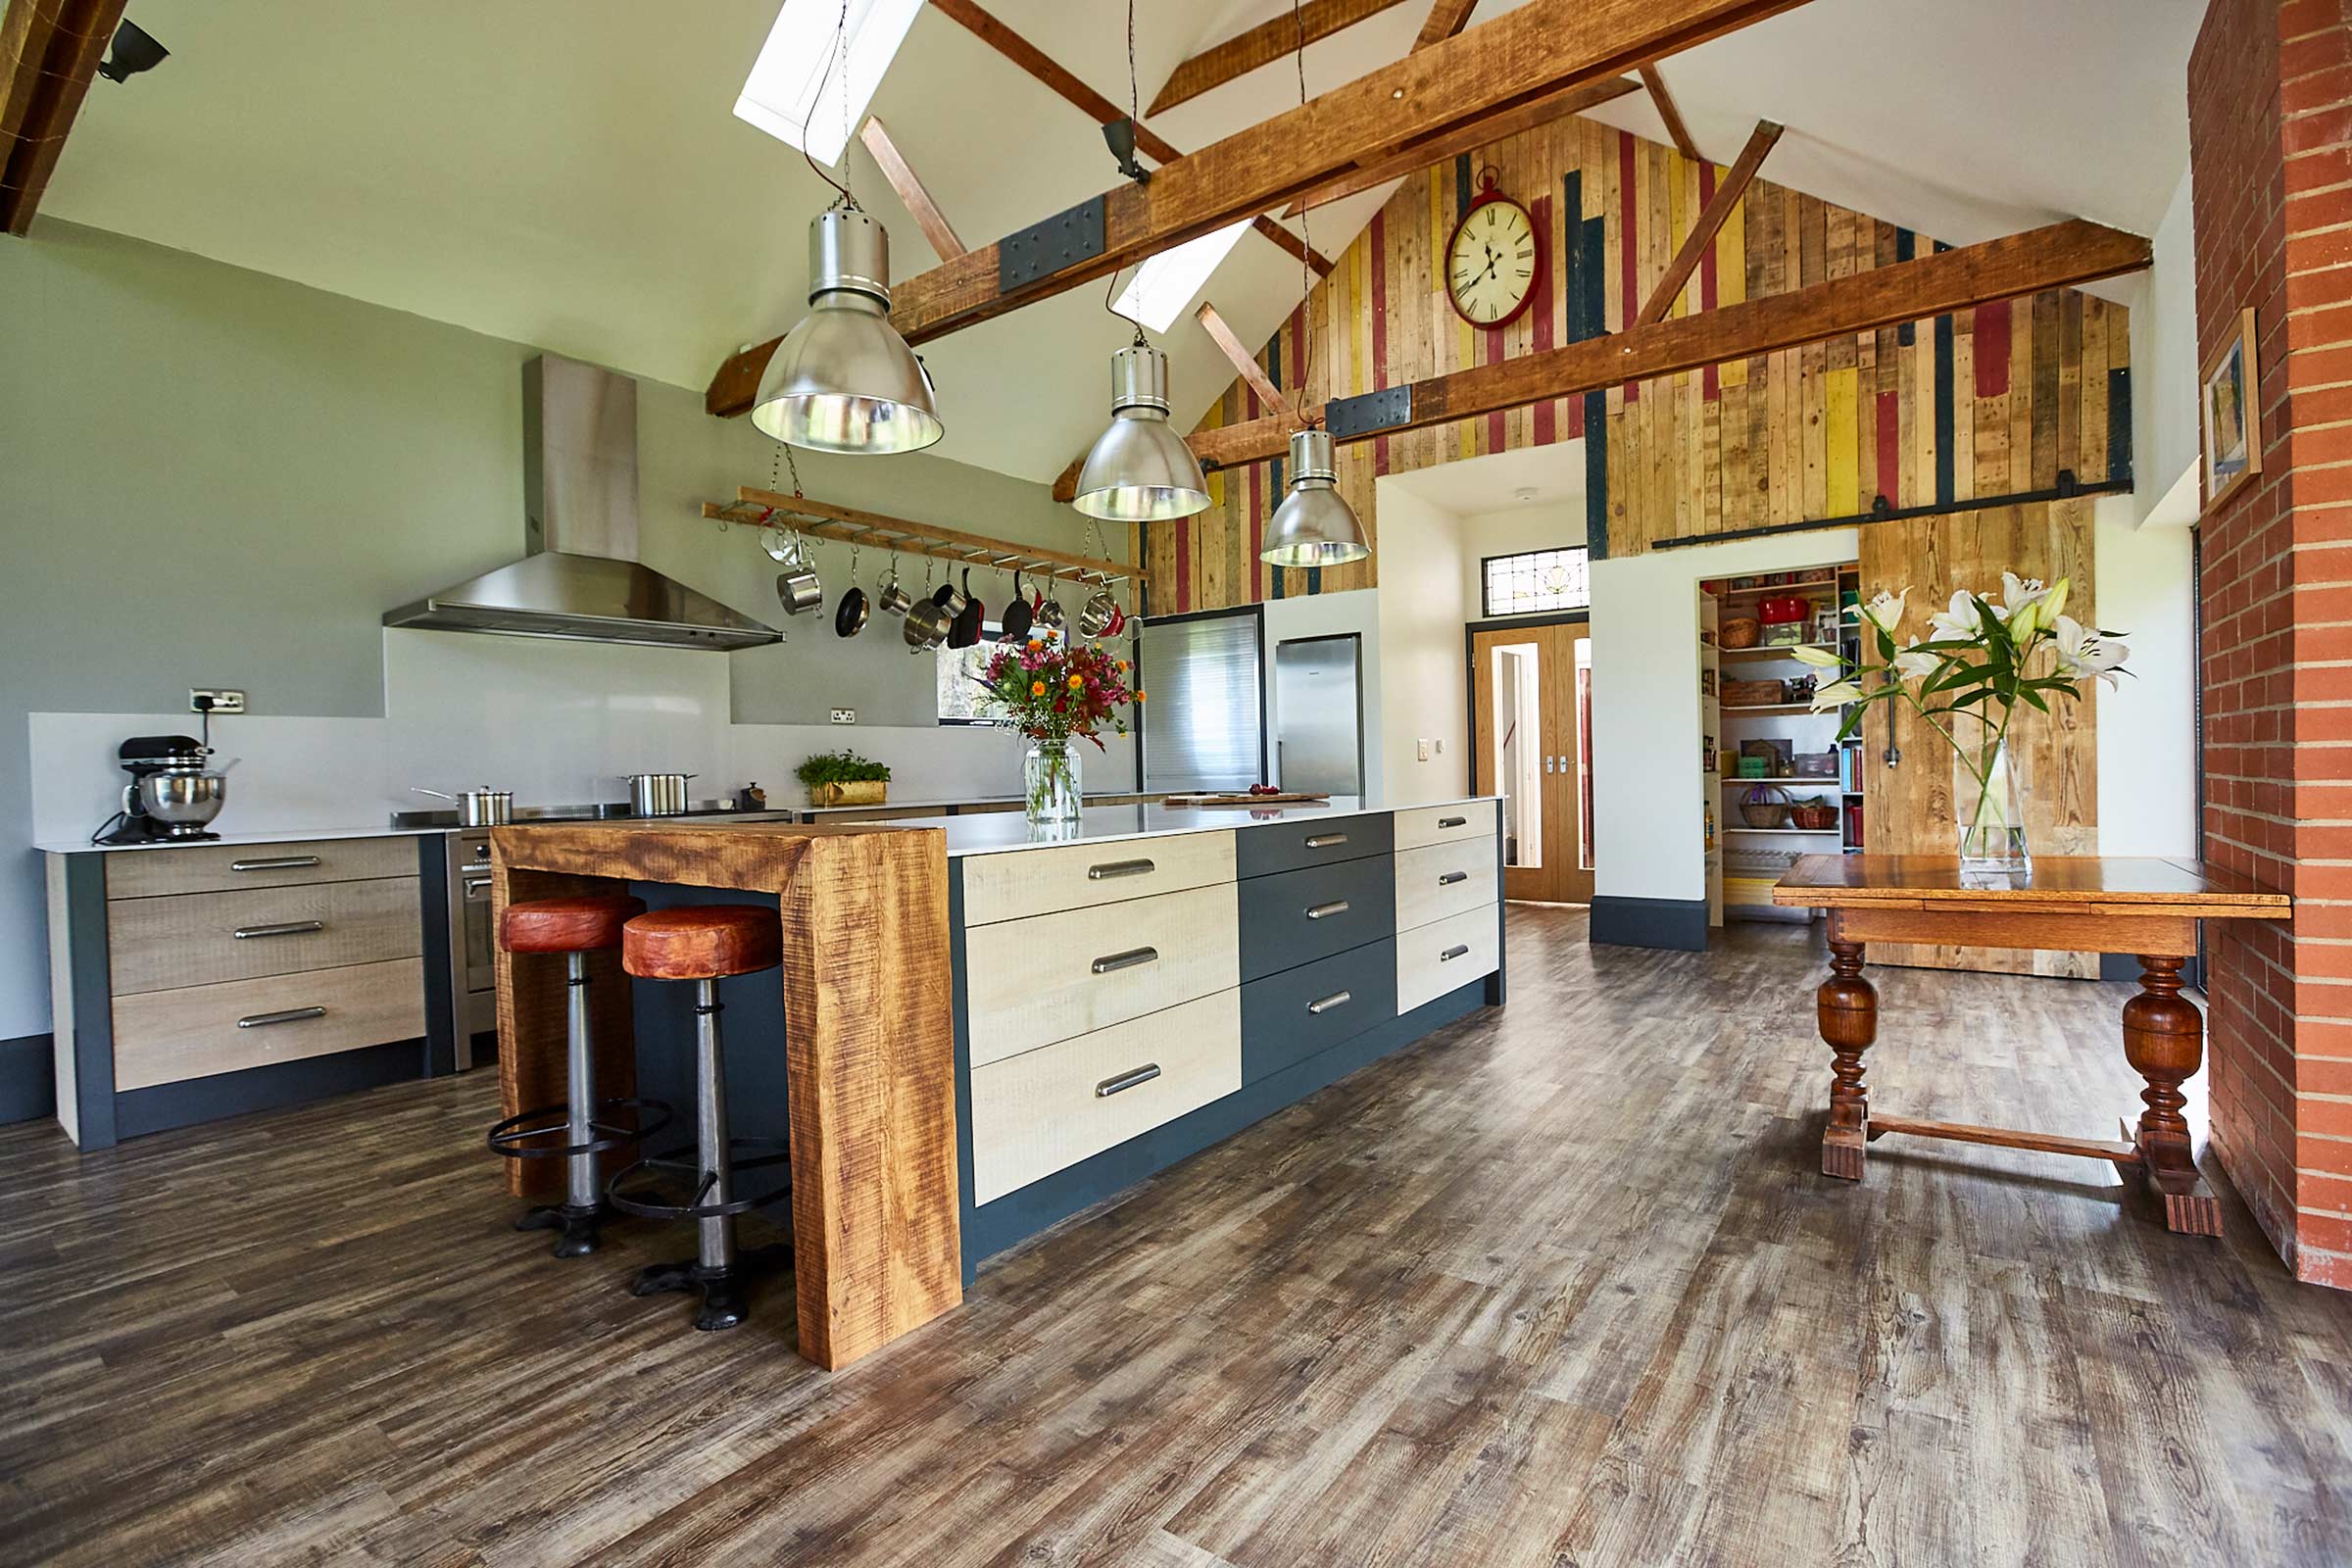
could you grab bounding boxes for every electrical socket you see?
[190,688,247,714]
[1416,738,1432,761]
[829,708,857,725]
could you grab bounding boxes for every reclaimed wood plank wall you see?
[1152,116,2132,613]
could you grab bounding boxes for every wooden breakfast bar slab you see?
[490,819,959,1370]
[1773,855,2290,1236]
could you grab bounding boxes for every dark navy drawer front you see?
[1238,855,1396,982]
[1236,811,1393,880]
[1241,938,1396,1083]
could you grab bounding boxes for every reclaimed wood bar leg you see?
[2122,954,2223,1237]
[1820,938,1876,1180]
[778,832,962,1369]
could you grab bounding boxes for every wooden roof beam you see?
[1185,218,2151,470]
[1413,0,1481,51]
[1,0,127,236]
[710,0,1814,413]
[859,116,966,261]
[1638,62,1701,162]
[1149,0,1415,117]
[1195,301,1289,413]
[1636,118,1782,324]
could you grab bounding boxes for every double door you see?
[1470,621,1592,904]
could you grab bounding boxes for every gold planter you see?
[809,780,888,808]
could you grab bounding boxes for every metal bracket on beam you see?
[1000,196,1107,290]
[1324,385,1413,441]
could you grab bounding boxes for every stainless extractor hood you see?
[384,355,780,650]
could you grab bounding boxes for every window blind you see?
[1139,611,1264,793]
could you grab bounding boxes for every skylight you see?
[1114,220,1254,333]
[734,0,924,168]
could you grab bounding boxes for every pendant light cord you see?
[1290,0,1315,429]
[1103,0,1145,335]
[803,0,858,210]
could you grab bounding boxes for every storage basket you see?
[1723,678,1783,708]
[1788,797,1838,831]
[1720,615,1761,649]
[1740,785,1789,829]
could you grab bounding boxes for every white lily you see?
[1810,679,1864,710]
[1851,588,1908,638]
[1928,590,1983,642]
[1997,571,2048,620]
[1890,638,1941,681]
[2040,576,2071,622]
[2008,599,2041,642]
[1788,644,1844,668]
[2053,613,2129,688]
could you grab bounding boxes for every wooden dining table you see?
[1772,855,2289,1235]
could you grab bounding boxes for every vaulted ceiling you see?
[38,0,2204,487]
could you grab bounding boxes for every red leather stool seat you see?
[501,894,646,955]
[622,906,782,981]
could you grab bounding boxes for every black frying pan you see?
[949,568,985,649]
[999,568,1034,642]
[835,580,868,637]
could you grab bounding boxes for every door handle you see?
[1091,946,1158,975]
[1087,858,1155,880]
[1438,871,1469,886]
[1440,944,1471,961]
[233,920,324,940]
[1306,989,1352,1015]
[1304,900,1350,920]
[463,876,493,902]
[1438,815,1467,829]
[238,1006,326,1029]
[1544,756,1554,774]
[1304,833,1348,849]
[1095,1063,1161,1098]
[230,856,320,872]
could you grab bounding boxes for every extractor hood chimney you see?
[384,355,780,650]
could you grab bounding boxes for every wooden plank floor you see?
[5,908,2351,1566]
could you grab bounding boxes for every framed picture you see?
[2202,307,2260,510]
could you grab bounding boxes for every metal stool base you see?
[630,1243,791,1332]
[514,1201,606,1258]
[486,1097,673,1161]
[605,1138,792,1223]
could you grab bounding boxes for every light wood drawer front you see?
[1396,905,1499,1014]
[1394,840,1499,934]
[1393,800,1498,854]
[960,831,1235,926]
[964,883,1240,1067]
[108,877,422,996]
[969,989,1241,1204]
[106,836,421,899]
[113,957,426,1091]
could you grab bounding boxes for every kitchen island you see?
[490,796,1502,1367]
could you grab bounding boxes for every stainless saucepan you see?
[623,772,697,816]
[413,786,514,825]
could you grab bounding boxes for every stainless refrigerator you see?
[1272,634,1365,796]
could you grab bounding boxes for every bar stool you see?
[486,894,671,1257]
[607,906,793,1332]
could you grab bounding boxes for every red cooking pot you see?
[1757,594,1809,625]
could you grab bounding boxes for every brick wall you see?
[2192,0,2352,1287]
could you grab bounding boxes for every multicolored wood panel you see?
[1154,115,2132,612]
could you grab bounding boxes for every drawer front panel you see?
[1240,939,1396,1083]
[960,831,1234,926]
[963,883,1240,1066]
[969,989,1241,1204]
[1396,905,1500,1014]
[1393,839,1500,935]
[1234,812,1393,880]
[1237,855,1396,982]
[113,957,427,1091]
[107,877,422,996]
[1393,800,1498,854]
[105,835,423,900]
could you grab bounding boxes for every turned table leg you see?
[2122,955,2223,1237]
[1820,939,1876,1180]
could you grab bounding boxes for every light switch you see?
[1416,738,1432,761]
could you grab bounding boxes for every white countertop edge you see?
[41,823,446,855]
[903,796,1500,858]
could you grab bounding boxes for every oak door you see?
[1471,622,1593,904]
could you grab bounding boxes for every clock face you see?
[1447,197,1539,327]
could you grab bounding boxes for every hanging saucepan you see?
[877,552,912,616]
[949,568,986,649]
[1035,584,1067,633]
[833,545,868,637]
[905,594,953,652]
[932,563,968,618]
[999,567,1033,643]
[1079,574,1118,639]
[775,532,823,615]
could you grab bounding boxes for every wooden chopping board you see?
[1161,791,1332,808]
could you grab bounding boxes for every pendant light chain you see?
[1291,0,1314,429]
[802,0,858,211]
[1103,0,1145,335]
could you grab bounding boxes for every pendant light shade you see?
[753,209,943,455]
[1073,341,1211,521]
[1262,427,1369,566]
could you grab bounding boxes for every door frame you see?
[1466,611,1592,904]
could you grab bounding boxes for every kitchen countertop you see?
[880,795,1499,858]
[41,823,446,855]
[794,791,1153,815]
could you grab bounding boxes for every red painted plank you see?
[1974,299,2011,398]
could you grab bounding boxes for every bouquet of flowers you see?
[973,631,1140,747]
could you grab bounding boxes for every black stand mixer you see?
[91,700,231,845]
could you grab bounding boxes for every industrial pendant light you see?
[1262,426,1369,566]
[1072,336,1211,521]
[751,207,943,455]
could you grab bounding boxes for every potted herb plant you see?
[795,749,892,808]
[972,629,1139,826]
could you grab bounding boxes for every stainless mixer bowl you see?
[137,771,227,830]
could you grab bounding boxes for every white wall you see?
[1455,502,1588,613]
[1263,588,1384,802]
[1370,481,1469,805]
[2134,167,2201,527]
[2093,495,2198,857]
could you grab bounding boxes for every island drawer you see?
[959,831,1235,926]
[1240,939,1396,1083]
[1234,812,1392,880]
[968,989,1241,1204]
[1393,801,1497,854]
[105,836,421,900]
[962,883,1241,1066]
[1238,855,1396,982]
[107,877,423,996]
[1396,905,1500,1014]
[1393,840,1499,935]
[112,957,426,1091]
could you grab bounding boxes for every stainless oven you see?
[449,830,498,1064]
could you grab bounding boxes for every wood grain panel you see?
[104,836,421,900]
[112,958,425,1091]
[1394,798,1499,851]
[963,884,1243,1066]
[959,830,1235,926]
[106,877,421,995]
[1396,904,1500,1011]
[1394,839,1501,931]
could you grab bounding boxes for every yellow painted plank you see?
[1826,365,1859,515]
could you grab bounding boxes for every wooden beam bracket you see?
[1325,384,1415,440]
[1000,194,1107,289]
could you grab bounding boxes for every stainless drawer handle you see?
[1304,833,1348,849]
[1438,816,1468,829]
[1438,871,1470,887]
[1091,946,1158,975]
[1305,899,1350,920]
[238,1006,326,1029]
[230,856,321,872]
[1096,1063,1161,1098]
[1307,989,1352,1015]
[233,920,324,940]
[1441,944,1472,961]
[1088,858,1156,881]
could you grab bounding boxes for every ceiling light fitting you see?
[98,20,168,83]
[1102,118,1152,185]
[1262,427,1369,566]
[752,207,944,455]
[1073,339,1211,522]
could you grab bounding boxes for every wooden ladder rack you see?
[703,486,1147,587]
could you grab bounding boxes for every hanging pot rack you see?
[703,486,1148,588]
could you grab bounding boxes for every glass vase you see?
[1955,732,2030,881]
[1025,736,1082,828]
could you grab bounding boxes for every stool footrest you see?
[487,1097,673,1161]
[605,1137,792,1222]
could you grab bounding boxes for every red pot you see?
[1757,594,1808,624]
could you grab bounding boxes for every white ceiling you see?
[40,0,2203,489]
[1384,442,1584,517]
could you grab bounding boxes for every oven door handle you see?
[463,875,494,902]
